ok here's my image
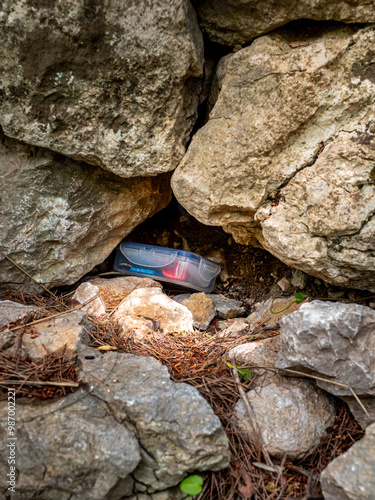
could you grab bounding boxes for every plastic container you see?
[114,241,221,293]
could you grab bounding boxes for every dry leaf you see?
[96,345,117,351]
[238,468,254,499]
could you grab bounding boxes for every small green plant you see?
[226,362,253,382]
[270,292,308,314]
[179,475,204,496]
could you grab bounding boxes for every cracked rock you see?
[233,376,335,459]
[1,303,91,362]
[77,347,230,493]
[0,389,141,500]
[276,301,375,397]
[321,422,375,500]
[172,25,375,291]
[192,1,375,46]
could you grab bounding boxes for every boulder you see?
[77,347,230,492]
[0,0,203,177]
[0,133,170,289]
[208,294,245,319]
[321,422,375,500]
[192,1,375,46]
[172,26,375,291]
[72,277,162,317]
[2,307,90,362]
[179,292,216,330]
[0,389,141,500]
[233,377,335,459]
[114,287,194,338]
[276,301,375,397]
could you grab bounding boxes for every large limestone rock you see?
[1,306,90,362]
[192,0,375,46]
[172,26,375,291]
[320,422,375,500]
[276,301,375,397]
[0,0,203,177]
[0,389,141,500]
[233,376,335,459]
[0,132,170,289]
[78,347,230,493]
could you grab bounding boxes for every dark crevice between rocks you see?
[186,39,231,148]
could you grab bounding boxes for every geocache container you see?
[114,241,221,293]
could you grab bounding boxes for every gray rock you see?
[174,293,245,319]
[0,389,141,500]
[276,301,375,397]
[321,422,375,500]
[233,377,335,459]
[0,133,170,289]
[0,0,203,178]
[172,26,375,291]
[277,277,292,292]
[207,294,245,319]
[0,300,41,350]
[193,0,375,46]
[77,347,230,492]
[341,396,375,430]
[291,270,308,289]
[0,300,40,328]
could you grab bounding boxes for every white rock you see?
[114,288,194,338]
[73,277,162,317]
[233,377,335,459]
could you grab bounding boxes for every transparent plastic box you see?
[114,242,221,293]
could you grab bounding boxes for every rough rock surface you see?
[0,300,41,351]
[179,292,216,330]
[276,301,375,397]
[2,310,90,362]
[233,377,335,459]
[0,389,141,500]
[321,422,375,500]
[246,296,308,332]
[0,133,170,289]
[174,293,245,319]
[341,396,375,429]
[0,0,203,177]
[113,287,194,338]
[172,26,375,291]
[192,0,375,46]
[228,336,281,377]
[78,347,230,492]
[72,277,162,317]
[208,294,245,319]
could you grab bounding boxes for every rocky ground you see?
[1,264,374,499]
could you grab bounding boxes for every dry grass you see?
[0,289,365,499]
